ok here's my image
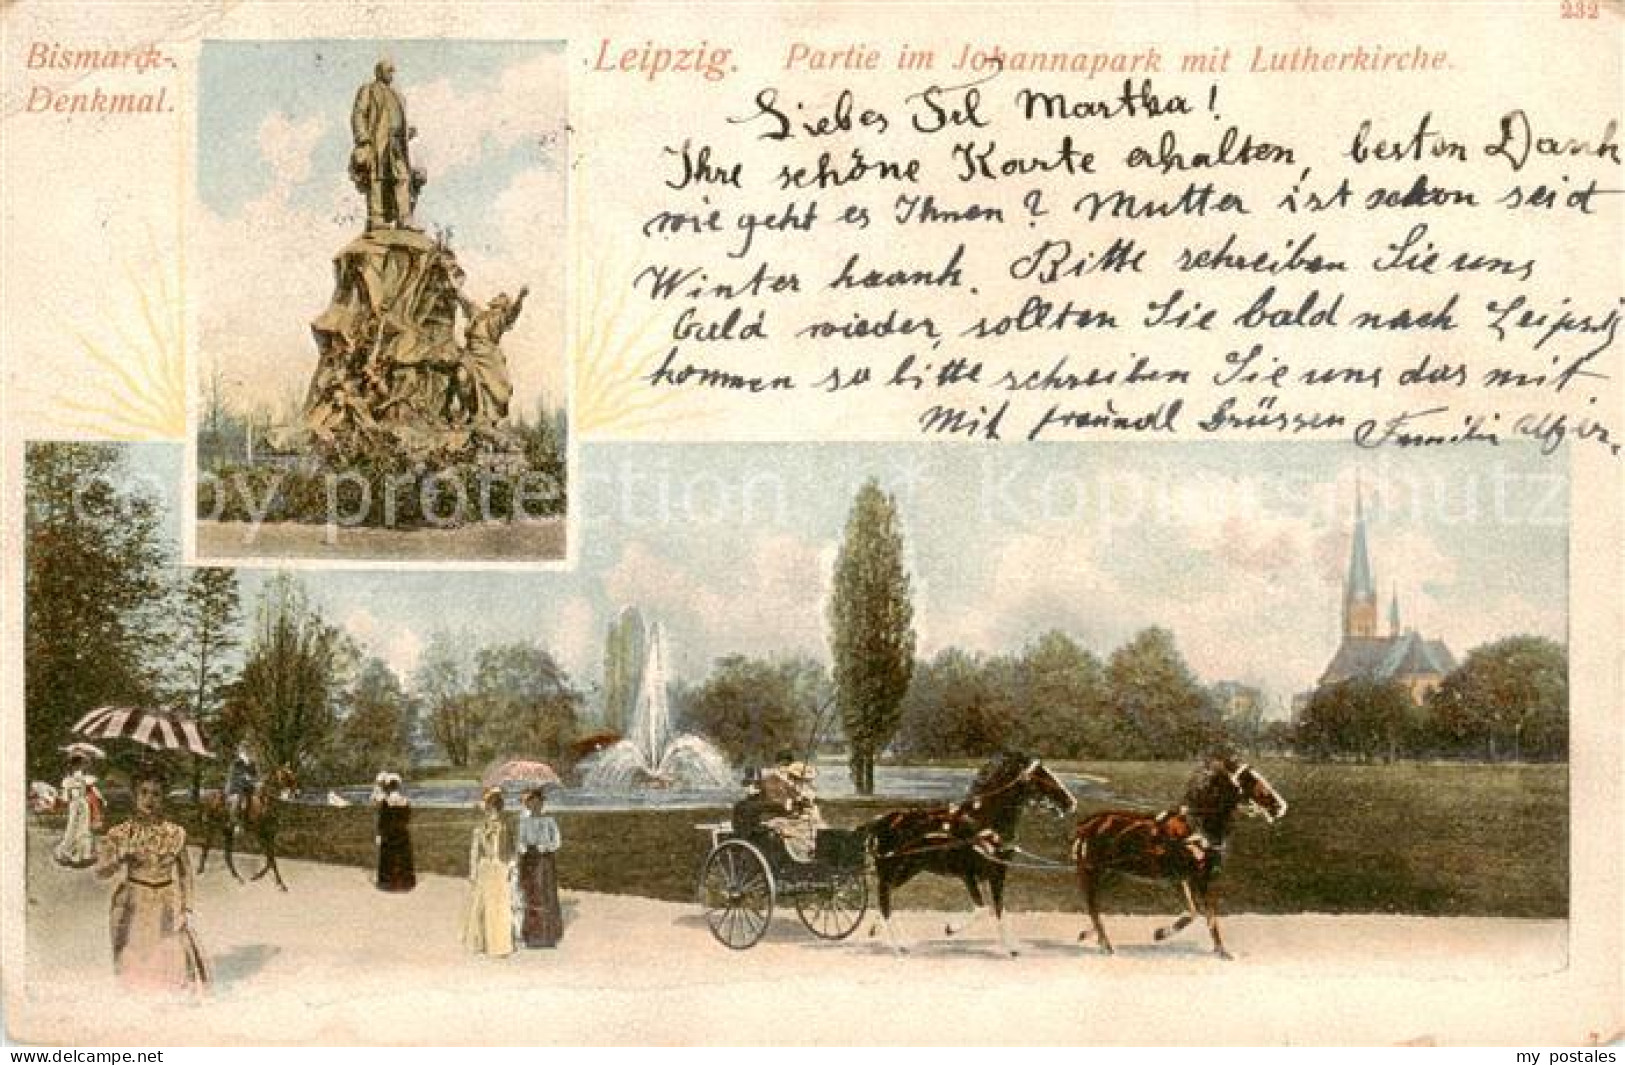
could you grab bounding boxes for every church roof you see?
[1321,638,1394,684]
[1320,630,1456,686]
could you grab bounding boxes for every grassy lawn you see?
[135,760,1565,918]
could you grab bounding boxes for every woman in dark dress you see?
[372,772,416,893]
[514,787,563,947]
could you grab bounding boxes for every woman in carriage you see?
[731,756,824,862]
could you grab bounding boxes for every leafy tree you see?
[896,647,1018,760]
[169,567,243,796]
[1297,676,1414,762]
[228,573,350,777]
[24,443,172,781]
[1212,681,1269,759]
[1104,627,1224,760]
[827,479,916,794]
[415,631,476,768]
[325,657,414,783]
[469,643,582,769]
[1426,636,1568,761]
[517,402,569,517]
[1013,630,1108,758]
[682,654,828,765]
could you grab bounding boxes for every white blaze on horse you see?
[865,751,1076,956]
[1072,756,1287,960]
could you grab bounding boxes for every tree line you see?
[26,446,1567,797]
[672,626,1230,766]
[674,628,1568,769]
[1296,636,1568,763]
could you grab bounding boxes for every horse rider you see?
[226,745,260,821]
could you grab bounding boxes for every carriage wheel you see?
[699,840,774,950]
[795,869,868,940]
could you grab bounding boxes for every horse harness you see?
[870,760,1068,866]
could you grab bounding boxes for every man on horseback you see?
[226,745,259,823]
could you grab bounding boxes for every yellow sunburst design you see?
[572,250,712,437]
[47,233,188,440]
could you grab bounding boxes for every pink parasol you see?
[480,758,561,789]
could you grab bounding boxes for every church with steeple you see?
[1315,481,1457,703]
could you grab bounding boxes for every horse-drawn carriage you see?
[695,817,869,950]
[693,751,1288,958]
[693,752,1076,952]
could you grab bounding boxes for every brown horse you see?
[197,765,297,891]
[1072,757,1286,960]
[867,752,1076,955]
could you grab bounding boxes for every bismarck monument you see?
[302,59,529,468]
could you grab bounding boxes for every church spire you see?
[1343,476,1379,639]
[1390,585,1401,638]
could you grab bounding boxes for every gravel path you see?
[6,836,1599,1046]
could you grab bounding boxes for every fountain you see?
[581,621,733,792]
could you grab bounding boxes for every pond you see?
[307,760,1113,812]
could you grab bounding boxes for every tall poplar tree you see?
[827,479,915,795]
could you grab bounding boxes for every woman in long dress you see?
[96,767,209,996]
[463,788,514,956]
[372,772,416,892]
[54,754,102,868]
[514,787,563,948]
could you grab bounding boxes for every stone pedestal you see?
[301,229,518,464]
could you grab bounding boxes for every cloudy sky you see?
[125,441,1567,717]
[196,39,567,420]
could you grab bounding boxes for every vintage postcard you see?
[2,0,1620,1051]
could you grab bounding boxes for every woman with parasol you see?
[513,786,563,948]
[96,762,210,997]
[53,743,105,869]
[463,787,515,957]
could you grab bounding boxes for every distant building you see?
[1312,482,1457,704]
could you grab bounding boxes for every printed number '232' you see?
[1559,1,1599,17]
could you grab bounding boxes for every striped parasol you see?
[71,706,215,759]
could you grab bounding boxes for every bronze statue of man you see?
[350,59,418,230]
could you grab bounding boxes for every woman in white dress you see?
[54,753,102,869]
[463,788,515,956]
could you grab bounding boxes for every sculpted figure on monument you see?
[350,59,422,231]
[455,286,527,430]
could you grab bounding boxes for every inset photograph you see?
[190,40,568,565]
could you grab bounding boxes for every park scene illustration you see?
[190,42,568,562]
[20,440,1569,1043]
